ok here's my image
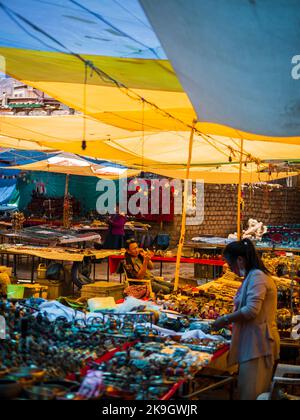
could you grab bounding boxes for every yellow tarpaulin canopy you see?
[154,167,298,184]
[1,116,300,167]
[0,116,299,182]
[0,135,56,152]
[6,155,296,184]
[2,47,300,144]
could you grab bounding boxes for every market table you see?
[0,226,102,247]
[0,245,122,282]
[185,241,300,255]
[77,338,231,400]
[108,254,225,281]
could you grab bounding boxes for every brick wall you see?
[147,184,300,248]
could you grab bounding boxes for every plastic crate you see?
[7,284,48,300]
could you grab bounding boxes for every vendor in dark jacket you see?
[124,239,173,295]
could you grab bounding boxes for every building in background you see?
[0,77,75,115]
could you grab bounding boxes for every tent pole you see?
[64,174,70,197]
[174,119,197,291]
[63,174,70,228]
[237,138,244,240]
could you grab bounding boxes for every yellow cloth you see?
[0,247,121,262]
[0,271,11,296]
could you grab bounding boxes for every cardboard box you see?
[37,279,64,300]
[81,282,125,301]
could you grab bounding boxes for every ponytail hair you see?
[223,238,269,275]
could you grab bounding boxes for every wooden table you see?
[0,246,121,283]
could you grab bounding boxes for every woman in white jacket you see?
[212,239,280,400]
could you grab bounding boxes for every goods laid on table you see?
[192,224,300,253]
[0,266,11,297]
[79,220,108,229]
[262,254,300,278]
[27,195,81,220]
[99,341,212,400]
[228,218,267,241]
[0,301,126,374]
[157,271,241,323]
[0,225,102,246]
[157,260,299,337]
[258,224,300,249]
[125,221,151,231]
[261,254,300,329]
[0,244,121,262]
[0,298,228,400]
[11,212,25,231]
[158,294,234,325]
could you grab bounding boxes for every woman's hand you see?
[211,316,229,331]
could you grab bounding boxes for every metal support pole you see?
[237,138,244,240]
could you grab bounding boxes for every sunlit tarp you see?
[106,132,300,166]
[1,0,300,141]
[1,116,300,183]
[0,136,57,152]
[0,115,141,143]
[4,152,140,179]
[141,0,300,137]
[153,166,298,184]
[6,151,296,184]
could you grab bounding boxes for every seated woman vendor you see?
[124,239,173,295]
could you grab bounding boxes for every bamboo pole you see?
[63,174,70,228]
[64,173,70,197]
[174,119,197,291]
[237,138,244,240]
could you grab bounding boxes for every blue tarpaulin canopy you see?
[0,149,55,209]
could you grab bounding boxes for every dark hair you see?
[125,238,137,250]
[223,238,269,275]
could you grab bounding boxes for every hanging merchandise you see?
[127,178,174,222]
[63,195,73,229]
[228,218,268,241]
[35,181,46,196]
[11,211,25,231]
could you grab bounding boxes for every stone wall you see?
[147,184,300,248]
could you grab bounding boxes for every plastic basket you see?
[7,285,25,299]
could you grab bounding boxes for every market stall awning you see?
[0,0,300,141]
[4,150,296,184]
[153,166,298,184]
[0,136,57,152]
[1,117,300,168]
[140,0,300,137]
[3,153,140,179]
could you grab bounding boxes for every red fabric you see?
[116,299,125,304]
[160,346,229,400]
[79,341,138,377]
[93,341,138,364]
[160,380,186,400]
[211,345,230,362]
[109,255,225,274]
[127,179,174,222]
